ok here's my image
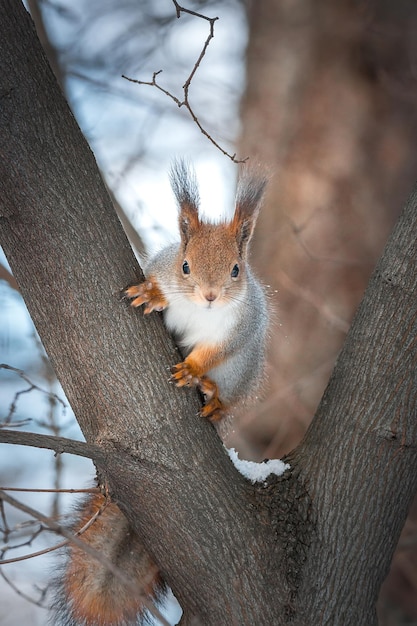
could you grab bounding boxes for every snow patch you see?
[227,447,290,484]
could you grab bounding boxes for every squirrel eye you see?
[231,263,240,278]
[182,260,191,275]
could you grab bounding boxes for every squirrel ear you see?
[170,159,201,246]
[231,167,268,256]
[178,203,200,246]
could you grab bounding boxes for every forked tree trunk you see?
[1,2,417,624]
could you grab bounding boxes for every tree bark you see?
[291,184,417,623]
[1,2,417,625]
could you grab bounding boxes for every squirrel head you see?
[170,160,268,308]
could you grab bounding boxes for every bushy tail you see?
[50,494,164,626]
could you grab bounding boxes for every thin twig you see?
[0,363,67,426]
[176,3,217,93]
[0,490,109,564]
[122,1,247,164]
[0,487,100,494]
[0,566,48,609]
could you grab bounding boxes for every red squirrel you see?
[52,162,269,625]
[126,160,269,420]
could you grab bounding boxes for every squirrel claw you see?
[171,368,226,421]
[198,377,225,421]
[200,399,224,422]
[124,282,150,299]
[125,281,168,314]
[170,362,200,388]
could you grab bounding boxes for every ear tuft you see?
[232,165,269,255]
[170,159,201,245]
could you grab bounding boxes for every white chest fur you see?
[163,291,241,352]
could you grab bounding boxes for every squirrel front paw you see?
[171,370,225,421]
[170,361,201,388]
[125,280,168,314]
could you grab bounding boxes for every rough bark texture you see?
[1,2,417,625]
[292,185,417,622]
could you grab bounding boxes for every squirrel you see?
[52,161,269,625]
[126,160,269,421]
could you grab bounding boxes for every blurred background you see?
[1,0,417,623]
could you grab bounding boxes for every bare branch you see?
[173,2,218,93]
[0,566,48,609]
[0,364,67,427]
[122,1,248,163]
[0,487,100,494]
[0,489,109,564]
[0,429,104,463]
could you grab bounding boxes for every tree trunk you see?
[0,2,284,622]
[1,2,417,624]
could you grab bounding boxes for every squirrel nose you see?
[204,290,218,302]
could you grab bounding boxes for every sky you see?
[42,0,248,252]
